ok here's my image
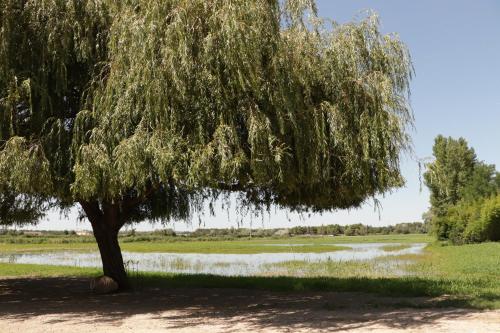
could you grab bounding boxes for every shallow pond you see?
[0,242,426,276]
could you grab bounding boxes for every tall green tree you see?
[423,136,477,216]
[461,162,499,202]
[0,0,413,289]
[424,136,500,242]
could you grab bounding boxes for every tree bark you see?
[80,201,130,291]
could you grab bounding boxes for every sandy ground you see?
[0,277,498,333]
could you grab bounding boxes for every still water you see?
[0,243,426,276]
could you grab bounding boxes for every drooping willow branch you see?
[0,0,413,225]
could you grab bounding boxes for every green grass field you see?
[0,234,498,309]
[0,233,431,254]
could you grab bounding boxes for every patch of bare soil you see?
[0,277,498,333]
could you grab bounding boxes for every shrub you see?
[434,194,500,244]
[463,195,500,242]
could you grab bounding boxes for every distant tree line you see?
[178,221,428,238]
[424,136,500,244]
[1,221,428,242]
[290,222,428,236]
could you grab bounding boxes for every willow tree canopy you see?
[1,0,413,221]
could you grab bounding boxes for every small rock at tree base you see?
[90,276,119,294]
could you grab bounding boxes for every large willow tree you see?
[0,0,413,289]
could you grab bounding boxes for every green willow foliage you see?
[0,0,413,223]
[0,192,47,226]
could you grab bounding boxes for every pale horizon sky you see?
[21,0,500,232]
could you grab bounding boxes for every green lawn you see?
[405,242,500,308]
[0,262,100,277]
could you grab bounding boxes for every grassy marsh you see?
[381,244,412,252]
[0,233,430,254]
[0,235,498,309]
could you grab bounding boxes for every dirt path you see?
[0,277,498,333]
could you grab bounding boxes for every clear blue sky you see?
[30,0,500,231]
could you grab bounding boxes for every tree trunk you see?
[92,221,130,290]
[80,201,130,291]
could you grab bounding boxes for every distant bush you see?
[152,229,176,237]
[344,224,368,236]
